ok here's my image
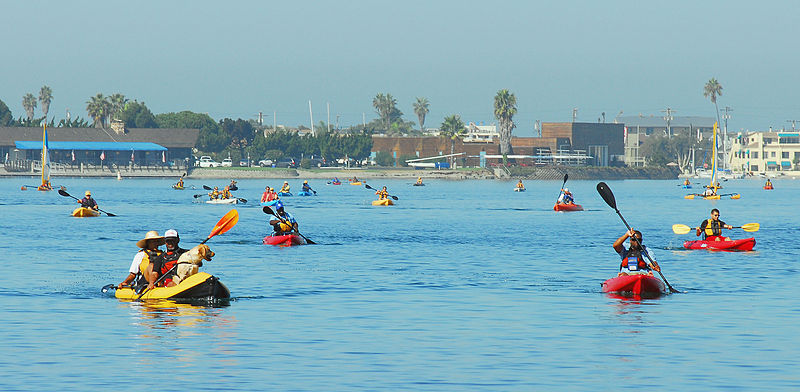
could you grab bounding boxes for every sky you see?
[2,0,799,136]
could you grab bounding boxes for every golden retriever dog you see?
[172,244,215,284]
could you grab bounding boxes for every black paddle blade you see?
[193,194,205,198]
[58,189,71,197]
[563,173,568,183]
[596,182,617,210]
[203,185,212,190]
[101,284,116,293]
[104,211,117,217]
[262,206,275,216]
[364,184,374,190]
[391,195,399,200]
[238,198,248,204]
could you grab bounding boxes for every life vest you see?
[160,248,187,275]
[80,197,97,208]
[704,219,723,237]
[137,249,163,276]
[620,247,648,272]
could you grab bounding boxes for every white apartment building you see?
[729,131,800,173]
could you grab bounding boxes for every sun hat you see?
[85,190,91,196]
[136,230,165,248]
[164,229,179,239]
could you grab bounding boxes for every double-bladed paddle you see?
[364,184,399,200]
[671,222,759,235]
[262,206,316,244]
[57,189,116,217]
[596,182,680,294]
[129,209,239,298]
[555,173,568,204]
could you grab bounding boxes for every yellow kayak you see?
[372,199,394,206]
[115,272,229,300]
[350,182,362,185]
[72,207,101,217]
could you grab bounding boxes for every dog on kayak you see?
[172,244,215,284]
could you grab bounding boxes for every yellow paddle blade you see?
[730,194,741,199]
[741,223,760,232]
[672,224,692,235]
[210,209,239,238]
[684,194,695,199]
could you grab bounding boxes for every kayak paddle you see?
[203,185,213,190]
[58,189,116,217]
[134,209,239,298]
[596,182,680,294]
[236,198,248,204]
[364,184,399,200]
[555,173,568,204]
[672,222,760,235]
[262,206,316,244]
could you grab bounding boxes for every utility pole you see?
[786,119,799,131]
[661,107,675,138]
[309,100,314,136]
[327,102,331,134]
[572,108,578,122]
[362,113,366,130]
[721,106,732,171]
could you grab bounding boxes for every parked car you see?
[221,158,233,167]
[275,158,297,168]
[258,159,273,167]
[198,156,221,168]
[239,159,252,167]
[306,157,326,168]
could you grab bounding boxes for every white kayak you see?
[206,198,238,204]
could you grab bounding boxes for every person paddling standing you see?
[78,190,99,210]
[613,229,659,277]
[117,231,165,290]
[696,208,732,241]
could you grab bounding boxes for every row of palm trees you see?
[21,86,53,121]
[85,93,128,128]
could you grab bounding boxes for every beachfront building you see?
[618,115,715,167]
[729,131,800,173]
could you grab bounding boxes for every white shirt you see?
[128,250,145,274]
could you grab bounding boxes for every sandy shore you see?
[186,167,496,180]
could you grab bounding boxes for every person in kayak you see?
[765,179,773,188]
[229,179,238,190]
[221,186,232,200]
[683,178,691,186]
[331,176,341,184]
[78,190,99,210]
[176,176,184,188]
[261,186,273,203]
[280,181,291,194]
[613,229,660,276]
[702,185,718,197]
[38,180,53,191]
[376,186,389,200]
[117,231,165,290]
[696,208,732,241]
[147,229,188,288]
[208,186,220,200]
[350,176,359,183]
[558,188,574,204]
[302,180,314,193]
[269,201,297,236]
[515,180,525,191]
[415,177,424,186]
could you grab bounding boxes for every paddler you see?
[209,186,220,200]
[176,177,184,188]
[765,179,772,188]
[78,190,99,210]
[117,231,165,290]
[613,229,660,277]
[515,179,525,191]
[261,186,270,203]
[696,208,732,241]
[146,229,188,288]
[301,180,313,193]
[702,185,717,197]
[683,178,691,186]
[375,186,389,200]
[221,186,232,200]
[269,201,298,236]
[229,179,238,190]
[280,181,291,194]
[38,180,53,191]
[415,177,424,186]
[558,188,574,204]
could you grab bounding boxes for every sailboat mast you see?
[710,122,717,188]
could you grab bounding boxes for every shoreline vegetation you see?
[1,165,682,180]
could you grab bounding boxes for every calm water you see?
[1,176,798,390]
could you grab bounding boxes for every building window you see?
[782,152,790,159]
[795,152,800,161]
[752,152,758,158]
[751,165,758,171]
[771,151,776,158]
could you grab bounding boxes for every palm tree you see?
[413,97,430,133]
[22,93,37,120]
[440,114,467,167]
[703,78,723,125]
[86,93,108,128]
[493,89,517,156]
[38,86,53,121]
[372,93,401,131]
[109,93,128,121]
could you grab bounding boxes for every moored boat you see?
[206,198,238,204]
[602,274,666,297]
[263,234,307,246]
[372,199,394,206]
[553,203,583,211]
[683,236,755,251]
[72,207,101,217]
[115,272,229,300]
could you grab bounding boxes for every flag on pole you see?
[71,150,75,161]
[162,150,166,163]
[100,151,105,161]
[131,150,135,162]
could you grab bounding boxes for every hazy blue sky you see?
[3,0,798,135]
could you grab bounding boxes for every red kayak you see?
[683,236,755,251]
[763,186,773,190]
[602,274,666,297]
[263,234,307,246]
[553,203,583,211]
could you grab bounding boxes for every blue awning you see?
[781,161,792,167]
[778,133,799,137]
[766,161,778,166]
[14,141,167,151]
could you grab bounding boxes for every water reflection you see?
[120,299,231,329]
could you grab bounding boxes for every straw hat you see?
[136,230,165,248]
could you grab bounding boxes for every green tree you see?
[375,151,395,166]
[38,86,53,120]
[413,97,430,133]
[86,93,108,128]
[0,99,13,126]
[493,89,517,156]
[220,118,255,150]
[440,114,467,167]
[22,93,37,120]
[703,78,723,126]
[109,93,128,120]
[156,111,227,153]
[642,131,705,171]
[118,101,157,128]
[372,93,403,131]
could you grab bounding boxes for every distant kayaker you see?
[261,186,270,203]
[229,179,238,190]
[696,208,732,241]
[515,180,525,191]
[117,231,165,290]
[78,190,99,210]
[302,180,313,193]
[269,201,298,235]
[613,229,659,277]
[376,186,389,200]
[415,177,424,186]
[684,178,691,186]
[558,188,574,204]
[176,177,184,188]
[332,176,341,184]
[702,185,717,197]
[350,176,359,183]
[209,186,220,200]
[38,180,53,191]
[222,186,232,200]
[765,179,772,188]
[280,181,291,193]
[147,229,188,288]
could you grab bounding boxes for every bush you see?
[397,154,418,167]
[300,158,312,169]
[375,151,395,166]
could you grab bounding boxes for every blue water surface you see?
[0,176,798,391]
